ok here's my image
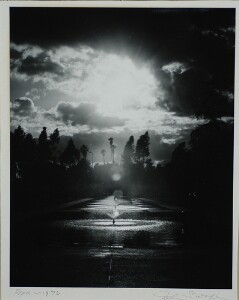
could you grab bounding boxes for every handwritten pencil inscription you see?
[153,290,227,300]
[14,289,61,297]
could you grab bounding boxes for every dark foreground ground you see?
[10,196,232,288]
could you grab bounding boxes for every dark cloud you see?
[201,27,235,47]
[154,22,235,117]
[158,67,234,118]
[10,48,22,60]
[11,97,36,117]
[55,102,125,129]
[17,52,64,76]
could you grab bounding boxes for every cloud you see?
[10,43,94,79]
[18,54,64,76]
[25,87,43,101]
[9,8,235,164]
[10,9,235,122]
[202,26,235,42]
[162,62,189,76]
[10,43,159,108]
[10,44,68,84]
[11,40,234,120]
[157,66,234,118]
[9,97,206,162]
[10,43,42,57]
[54,102,126,129]
[219,90,234,103]
[10,47,22,58]
[11,97,36,117]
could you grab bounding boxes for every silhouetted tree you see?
[11,125,25,162]
[108,137,113,162]
[38,127,47,144]
[10,126,26,180]
[23,133,36,162]
[38,127,50,161]
[60,138,80,165]
[80,145,89,160]
[14,125,25,137]
[49,128,60,162]
[134,131,150,164]
[122,135,135,165]
[101,149,106,163]
[145,158,153,168]
[50,128,60,145]
[171,142,187,164]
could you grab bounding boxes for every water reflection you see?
[44,196,183,249]
[47,218,183,248]
[61,219,170,230]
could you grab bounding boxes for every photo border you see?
[1,1,238,300]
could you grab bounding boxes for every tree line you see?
[11,120,234,244]
[11,125,152,167]
[10,126,153,209]
[11,125,88,166]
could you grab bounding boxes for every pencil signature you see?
[153,290,227,300]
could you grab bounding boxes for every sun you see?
[83,53,159,115]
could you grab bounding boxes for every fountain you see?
[47,195,183,248]
[107,205,120,224]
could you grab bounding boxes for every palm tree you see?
[101,149,106,164]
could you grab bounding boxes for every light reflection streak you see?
[52,219,174,232]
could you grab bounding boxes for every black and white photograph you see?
[1,1,239,299]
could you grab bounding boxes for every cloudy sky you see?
[10,8,235,163]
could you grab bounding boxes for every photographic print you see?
[1,2,238,298]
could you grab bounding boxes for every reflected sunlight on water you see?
[46,218,183,247]
[56,219,172,231]
[44,197,184,248]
